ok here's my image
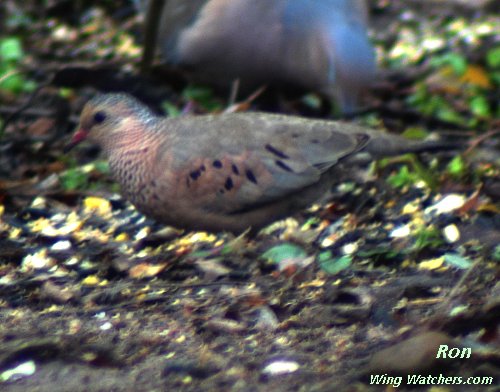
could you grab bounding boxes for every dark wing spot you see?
[265,144,289,159]
[190,170,201,180]
[355,133,370,147]
[213,160,223,168]
[246,169,258,184]
[310,139,320,144]
[275,160,293,172]
[224,177,234,191]
[231,164,240,175]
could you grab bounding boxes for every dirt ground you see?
[0,1,499,391]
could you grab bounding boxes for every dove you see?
[144,0,376,113]
[66,93,451,234]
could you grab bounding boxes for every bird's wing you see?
[153,113,368,214]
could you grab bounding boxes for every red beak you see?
[64,129,88,153]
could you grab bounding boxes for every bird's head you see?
[65,93,154,153]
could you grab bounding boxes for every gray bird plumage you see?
[145,0,376,113]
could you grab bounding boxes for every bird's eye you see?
[94,111,107,124]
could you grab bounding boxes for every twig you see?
[141,0,165,74]
[464,129,500,156]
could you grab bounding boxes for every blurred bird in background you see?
[141,0,376,114]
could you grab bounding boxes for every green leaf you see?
[449,305,468,317]
[469,95,491,118]
[0,37,24,62]
[318,252,352,275]
[413,227,443,250]
[387,165,416,188]
[382,154,439,190]
[401,127,429,140]
[0,68,24,92]
[58,88,73,98]
[59,168,89,191]
[443,253,473,269]
[0,38,36,94]
[261,243,306,264]
[486,46,500,68]
[436,105,466,125]
[0,71,36,93]
[301,93,322,110]
[447,155,466,177]
[93,161,110,174]
[182,85,223,112]
[491,71,500,86]
[429,53,467,75]
[162,101,181,118]
[301,217,321,230]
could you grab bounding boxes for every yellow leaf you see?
[83,196,112,216]
[82,275,101,286]
[460,65,491,89]
[418,257,445,270]
[129,263,167,279]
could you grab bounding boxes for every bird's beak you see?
[64,128,88,153]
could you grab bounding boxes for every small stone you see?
[368,331,454,374]
[443,224,460,243]
[262,360,300,376]
[425,194,466,215]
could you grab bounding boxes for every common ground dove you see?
[145,0,375,113]
[66,93,450,234]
